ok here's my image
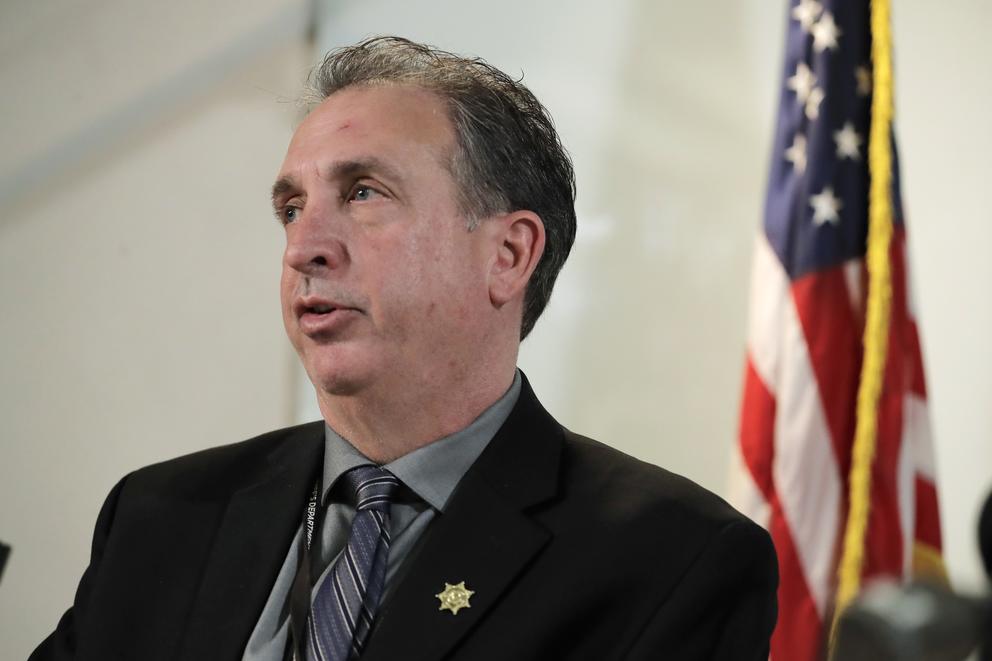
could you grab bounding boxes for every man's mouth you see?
[296,296,347,318]
[296,298,361,335]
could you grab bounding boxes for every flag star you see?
[810,187,843,225]
[833,122,863,160]
[811,11,842,52]
[784,134,808,174]
[787,62,817,103]
[855,65,872,96]
[792,0,823,32]
[805,87,825,120]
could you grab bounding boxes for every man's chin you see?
[310,373,367,398]
[302,351,380,399]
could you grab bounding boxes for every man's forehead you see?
[298,84,452,140]
[276,85,457,183]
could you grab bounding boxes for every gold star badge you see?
[435,581,474,615]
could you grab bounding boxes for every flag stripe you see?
[747,234,790,392]
[768,495,823,661]
[770,286,841,618]
[791,266,862,475]
[896,401,917,577]
[744,234,842,620]
[739,357,777,503]
[905,394,936,481]
[914,476,942,551]
[729,441,772,532]
[864,368,905,577]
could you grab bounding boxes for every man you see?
[32,37,777,660]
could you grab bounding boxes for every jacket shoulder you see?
[557,429,764,545]
[123,420,325,497]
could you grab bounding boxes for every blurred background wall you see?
[1,1,989,658]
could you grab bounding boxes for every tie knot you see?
[342,465,399,512]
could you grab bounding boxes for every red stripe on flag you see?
[904,320,928,399]
[863,346,905,578]
[791,269,862,478]
[861,230,920,579]
[915,476,943,551]
[890,229,928,399]
[739,356,776,502]
[769,498,824,661]
[738,353,825,658]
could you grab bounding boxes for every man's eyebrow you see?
[270,177,298,208]
[324,157,403,186]
[271,157,405,208]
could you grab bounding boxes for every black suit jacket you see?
[32,378,777,660]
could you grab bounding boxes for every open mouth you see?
[296,299,360,335]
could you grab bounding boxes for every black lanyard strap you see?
[287,479,321,661]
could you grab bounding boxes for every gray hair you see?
[306,36,577,340]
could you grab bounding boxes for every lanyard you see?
[287,478,321,661]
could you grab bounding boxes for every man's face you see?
[274,85,493,398]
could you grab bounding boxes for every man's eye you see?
[278,206,299,225]
[350,185,378,202]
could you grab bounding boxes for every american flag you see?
[729,0,944,658]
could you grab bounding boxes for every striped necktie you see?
[306,465,399,661]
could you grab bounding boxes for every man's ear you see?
[487,210,546,308]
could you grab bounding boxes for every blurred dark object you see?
[833,580,986,661]
[834,488,992,660]
[980,489,992,581]
[0,540,9,584]
[980,488,992,661]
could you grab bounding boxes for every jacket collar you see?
[177,422,324,661]
[362,373,563,661]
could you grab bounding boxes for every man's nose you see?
[283,205,348,275]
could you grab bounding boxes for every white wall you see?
[0,2,311,657]
[893,0,992,592]
[1,1,990,659]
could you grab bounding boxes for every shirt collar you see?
[321,370,522,512]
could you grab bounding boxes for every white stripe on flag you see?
[897,396,917,577]
[747,235,789,392]
[749,234,842,618]
[842,259,864,318]
[728,442,771,531]
[905,394,936,481]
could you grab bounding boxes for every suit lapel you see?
[362,377,563,661]
[178,423,324,661]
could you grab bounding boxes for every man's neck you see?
[315,365,517,464]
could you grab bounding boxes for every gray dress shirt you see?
[242,372,522,661]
